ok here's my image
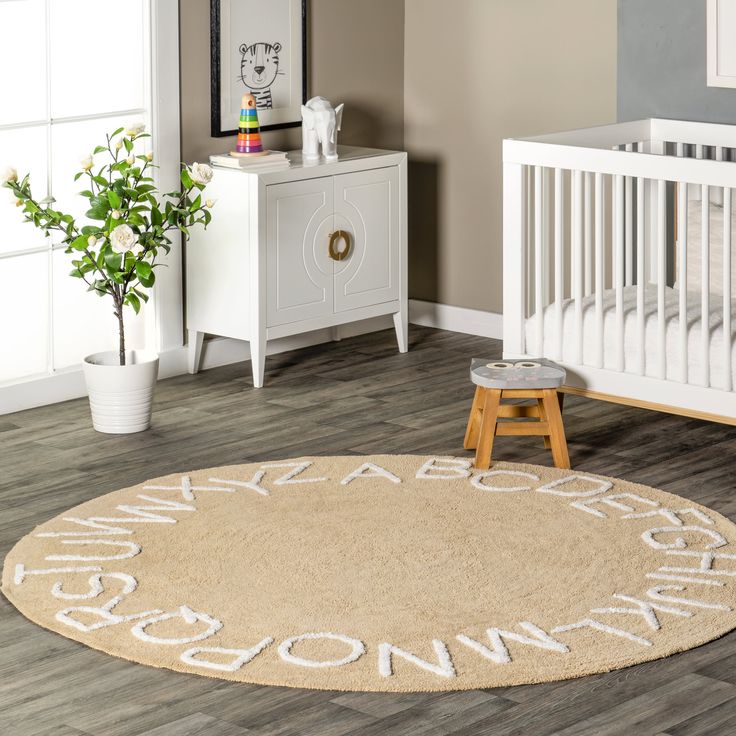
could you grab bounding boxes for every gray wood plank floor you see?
[2,326,736,736]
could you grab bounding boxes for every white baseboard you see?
[0,302,501,415]
[409,299,503,339]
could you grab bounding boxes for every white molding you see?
[0,301,503,415]
[148,0,183,352]
[409,299,503,339]
[707,0,736,89]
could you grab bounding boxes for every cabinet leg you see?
[393,310,408,353]
[187,330,204,374]
[251,332,267,388]
[331,325,342,342]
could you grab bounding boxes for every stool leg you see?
[464,386,485,450]
[537,396,552,449]
[542,389,570,469]
[475,389,501,470]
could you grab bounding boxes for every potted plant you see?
[2,124,214,434]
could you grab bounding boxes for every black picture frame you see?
[210,0,308,137]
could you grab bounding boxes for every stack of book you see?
[209,150,290,173]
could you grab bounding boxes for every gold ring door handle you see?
[328,230,352,261]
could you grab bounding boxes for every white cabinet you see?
[186,147,408,387]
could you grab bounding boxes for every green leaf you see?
[107,190,121,209]
[93,176,108,187]
[150,206,162,227]
[104,249,123,272]
[93,145,107,154]
[136,261,155,287]
[123,138,133,154]
[180,169,193,189]
[70,235,89,251]
[74,172,83,181]
[125,292,141,314]
[86,206,109,221]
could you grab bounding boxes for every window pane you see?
[52,248,146,369]
[0,126,49,254]
[0,253,48,381]
[0,0,47,125]
[50,115,147,226]
[49,0,146,118]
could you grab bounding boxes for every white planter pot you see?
[82,350,159,434]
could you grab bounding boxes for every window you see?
[0,0,152,383]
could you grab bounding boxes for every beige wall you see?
[179,0,405,163]
[404,0,617,312]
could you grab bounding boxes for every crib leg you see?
[464,386,485,450]
[542,389,570,469]
[474,389,501,470]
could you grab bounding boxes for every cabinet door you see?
[266,177,334,327]
[333,167,400,313]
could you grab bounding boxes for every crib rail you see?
[503,119,736,412]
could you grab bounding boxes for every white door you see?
[266,177,334,327]
[333,167,400,312]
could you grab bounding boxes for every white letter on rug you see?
[537,475,613,497]
[36,518,133,537]
[457,622,568,664]
[416,457,472,480]
[181,638,273,672]
[261,461,328,485]
[570,493,658,519]
[552,618,652,646]
[471,470,539,493]
[131,606,222,645]
[642,526,727,551]
[378,640,456,678]
[209,472,270,496]
[590,593,691,630]
[14,564,101,585]
[278,632,365,668]
[624,507,714,527]
[647,585,732,611]
[659,550,736,577]
[52,572,137,600]
[91,495,196,524]
[144,476,236,501]
[341,463,401,486]
[45,539,141,562]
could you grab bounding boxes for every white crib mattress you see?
[524,284,736,390]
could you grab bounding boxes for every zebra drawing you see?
[239,42,283,109]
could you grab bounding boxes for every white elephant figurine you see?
[301,96,344,162]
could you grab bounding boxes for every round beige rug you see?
[3,455,736,692]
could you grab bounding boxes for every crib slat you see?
[615,174,625,372]
[554,168,564,361]
[584,171,593,295]
[678,181,688,383]
[573,170,584,364]
[637,177,646,375]
[625,143,634,286]
[724,187,733,392]
[535,166,544,356]
[657,179,667,380]
[702,184,710,387]
[595,172,604,368]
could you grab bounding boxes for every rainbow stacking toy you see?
[232,93,268,157]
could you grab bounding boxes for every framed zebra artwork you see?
[210,0,307,136]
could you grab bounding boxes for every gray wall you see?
[618,0,736,123]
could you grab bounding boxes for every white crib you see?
[502,118,736,425]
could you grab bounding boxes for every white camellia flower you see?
[2,166,18,184]
[190,162,214,185]
[87,235,98,247]
[146,152,154,162]
[125,122,145,136]
[110,224,138,254]
[111,209,121,220]
[80,154,93,171]
[115,140,123,151]
[126,155,135,165]
[205,198,216,208]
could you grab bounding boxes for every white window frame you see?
[707,0,736,88]
[0,0,182,414]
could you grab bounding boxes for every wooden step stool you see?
[464,358,570,470]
